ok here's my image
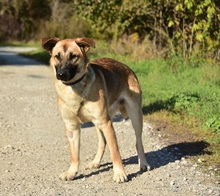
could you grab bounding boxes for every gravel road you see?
[0,47,219,195]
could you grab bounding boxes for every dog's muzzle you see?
[56,66,77,81]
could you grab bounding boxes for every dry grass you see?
[110,34,166,60]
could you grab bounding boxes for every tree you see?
[0,0,51,41]
[74,0,220,59]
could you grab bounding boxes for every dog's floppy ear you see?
[75,38,95,53]
[42,37,60,54]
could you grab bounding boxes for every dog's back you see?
[89,57,142,118]
[90,57,141,95]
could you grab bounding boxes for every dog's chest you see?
[56,83,84,112]
[55,82,96,123]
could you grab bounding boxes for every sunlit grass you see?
[22,48,50,65]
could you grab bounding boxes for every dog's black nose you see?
[57,69,68,81]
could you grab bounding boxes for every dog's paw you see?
[85,162,100,170]
[140,163,151,172]
[113,171,128,183]
[59,171,77,181]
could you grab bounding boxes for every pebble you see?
[198,158,203,163]
[170,180,175,186]
[181,158,188,165]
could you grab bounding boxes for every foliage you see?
[0,0,92,41]
[204,116,220,133]
[166,92,200,112]
[1,0,220,59]
[38,0,93,39]
[0,0,51,40]
[75,0,220,59]
[166,0,220,58]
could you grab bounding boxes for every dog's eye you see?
[55,53,61,60]
[69,53,77,60]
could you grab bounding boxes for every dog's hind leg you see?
[86,126,106,169]
[101,120,128,182]
[125,96,151,172]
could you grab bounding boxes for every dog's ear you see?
[42,37,60,54]
[75,38,95,53]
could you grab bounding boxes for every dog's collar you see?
[63,74,86,86]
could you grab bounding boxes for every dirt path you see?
[0,47,219,196]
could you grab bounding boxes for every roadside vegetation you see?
[0,0,219,175]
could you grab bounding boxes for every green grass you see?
[22,48,50,65]
[124,57,220,145]
[0,41,39,47]
[18,41,220,171]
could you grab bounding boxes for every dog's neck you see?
[63,74,86,86]
[56,67,95,102]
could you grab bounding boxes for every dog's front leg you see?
[101,120,128,183]
[58,99,81,181]
[59,126,81,181]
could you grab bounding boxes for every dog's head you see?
[42,37,95,84]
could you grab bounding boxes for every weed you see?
[204,116,220,135]
[166,92,200,111]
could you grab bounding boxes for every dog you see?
[42,37,150,183]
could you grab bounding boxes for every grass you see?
[22,48,50,64]
[10,41,220,175]
[0,41,39,47]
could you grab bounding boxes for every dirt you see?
[0,47,219,196]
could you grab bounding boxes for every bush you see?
[75,0,220,59]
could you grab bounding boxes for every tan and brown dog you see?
[42,37,150,183]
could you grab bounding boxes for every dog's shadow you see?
[123,141,210,179]
[80,114,210,181]
[75,140,210,181]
